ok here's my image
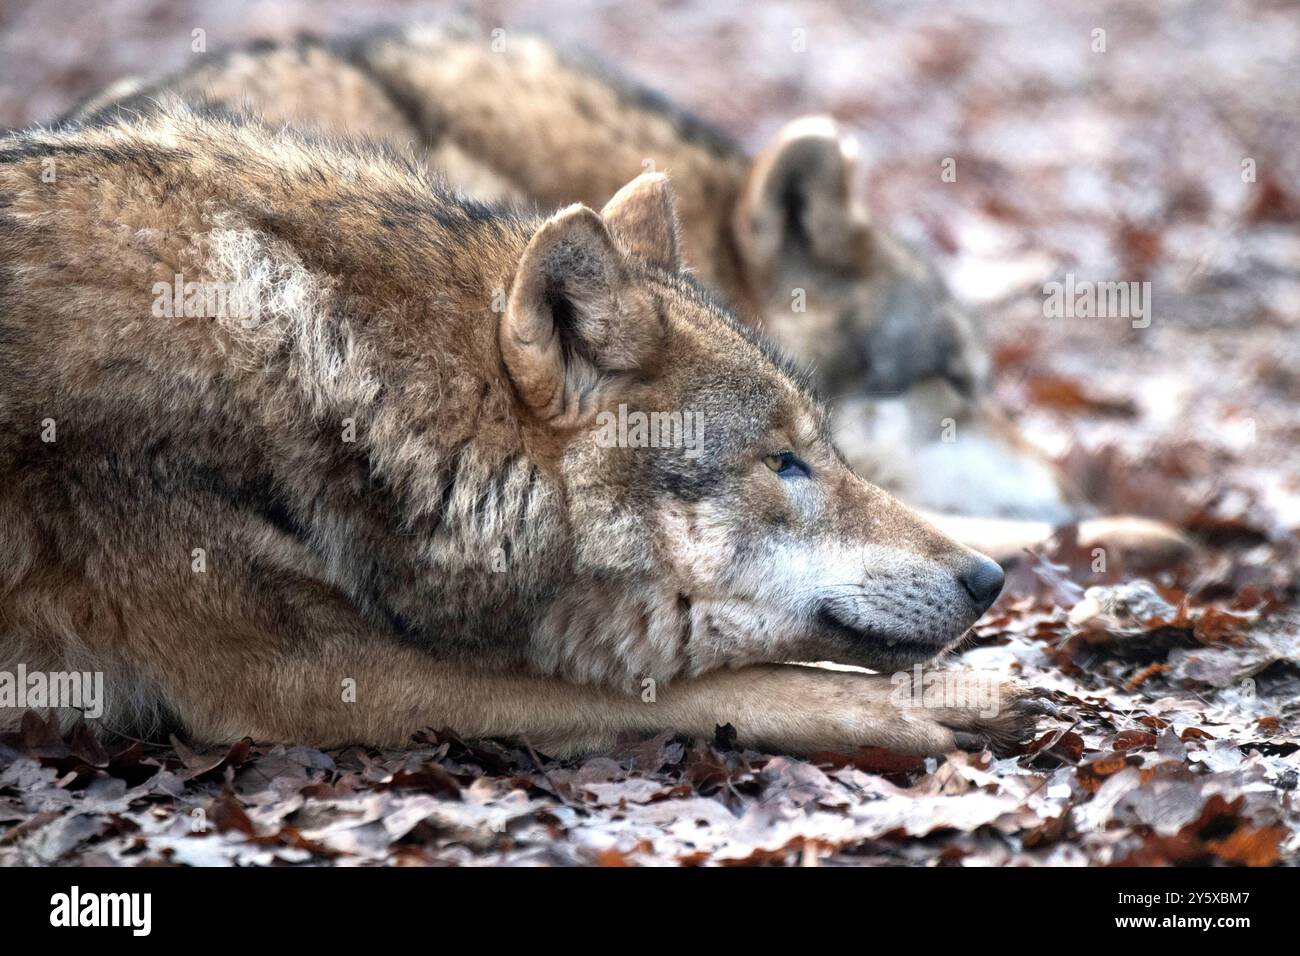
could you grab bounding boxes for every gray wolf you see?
[62,25,1190,565]
[0,110,1039,755]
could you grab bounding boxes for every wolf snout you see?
[958,555,1004,613]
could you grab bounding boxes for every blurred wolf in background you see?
[0,110,1042,753]
[63,23,1189,565]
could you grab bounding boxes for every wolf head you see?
[728,117,1075,523]
[500,173,1004,686]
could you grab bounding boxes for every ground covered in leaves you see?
[1,0,1297,865]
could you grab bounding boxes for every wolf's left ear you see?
[733,116,863,276]
[501,204,662,424]
[600,172,681,271]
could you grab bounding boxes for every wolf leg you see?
[14,548,1039,755]
[3,523,1040,754]
[153,622,1039,757]
[921,509,1193,568]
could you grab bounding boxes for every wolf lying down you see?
[0,112,1045,755]
[67,26,1191,563]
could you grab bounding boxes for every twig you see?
[520,735,585,815]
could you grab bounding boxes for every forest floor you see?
[1,0,1297,865]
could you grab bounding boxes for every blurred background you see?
[2,0,1298,582]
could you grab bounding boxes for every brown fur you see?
[0,111,1037,755]
[60,26,1192,565]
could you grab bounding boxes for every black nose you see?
[960,557,1004,612]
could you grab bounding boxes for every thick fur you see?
[60,26,1192,565]
[0,111,1036,755]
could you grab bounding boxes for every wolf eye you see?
[763,451,810,479]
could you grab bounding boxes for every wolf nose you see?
[960,556,1004,612]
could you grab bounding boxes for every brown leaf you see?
[685,746,730,792]
[1125,663,1170,691]
[388,763,462,797]
[619,731,687,773]
[17,710,68,759]
[1208,825,1286,867]
[1025,375,1137,418]
[1115,222,1162,277]
[1246,176,1300,224]
[170,735,252,780]
[1080,753,1131,779]
[67,721,111,769]
[1025,729,1085,767]
[1192,606,1252,645]
[211,789,256,837]
[1112,730,1158,752]
[809,748,927,785]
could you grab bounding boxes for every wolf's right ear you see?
[501,204,661,425]
[600,172,681,271]
[733,116,863,276]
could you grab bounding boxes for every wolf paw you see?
[941,686,1057,756]
[752,667,1050,757]
[881,677,1051,757]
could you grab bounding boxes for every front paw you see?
[887,673,1051,756]
[690,664,1050,758]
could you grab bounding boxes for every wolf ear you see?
[600,172,681,271]
[733,116,862,276]
[501,204,661,424]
